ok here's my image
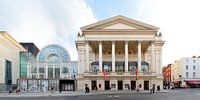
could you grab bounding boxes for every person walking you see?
[152,84,155,93]
[157,85,160,91]
[85,84,89,94]
[50,87,54,94]
[136,86,140,92]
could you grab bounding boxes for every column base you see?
[124,72,130,75]
[110,72,116,75]
[98,72,103,75]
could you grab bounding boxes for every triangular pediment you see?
[81,15,159,31]
[102,23,138,29]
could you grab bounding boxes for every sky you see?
[1,0,200,66]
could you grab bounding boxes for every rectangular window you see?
[193,65,196,70]
[186,72,189,78]
[5,60,12,91]
[39,68,44,73]
[193,72,196,78]
[186,65,188,70]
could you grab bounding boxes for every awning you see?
[185,80,200,85]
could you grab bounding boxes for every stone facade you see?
[0,31,26,91]
[76,15,165,91]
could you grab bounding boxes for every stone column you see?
[37,66,40,78]
[27,62,30,78]
[99,41,102,72]
[86,41,89,72]
[60,65,62,78]
[151,41,155,72]
[112,41,115,72]
[45,64,48,78]
[125,41,129,72]
[137,41,142,71]
[53,64,55,78]
[159,50,162,74]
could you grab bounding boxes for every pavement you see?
[0,90,171,97]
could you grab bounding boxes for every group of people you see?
[150,84,160,94]
[8,87,21,94]
[136,84,160,94]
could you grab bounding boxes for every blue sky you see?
[1,0,200,66]
[86,0,141,20]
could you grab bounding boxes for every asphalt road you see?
[1,89,200,100]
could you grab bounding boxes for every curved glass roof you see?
[36,44,71,62]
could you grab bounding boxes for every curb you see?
[0,90,170,98]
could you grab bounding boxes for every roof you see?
[20,42,40,56]
[81,15,159,31]
[0,31,26,51]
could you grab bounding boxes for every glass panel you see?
[20,52,28,78]
[37,45,70,62]
[39,68,44,73]
[63,67,69,73]
[48,68,53,78]
[31,67,37,73]
[5,60,12,91]
[55,68,60,78]
[39,75,44,78]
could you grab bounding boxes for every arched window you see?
[37,44,70,62]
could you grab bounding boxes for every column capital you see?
[137,40,142,44]
[125,40,129,43]
[98,40,102,43]
[112,40,115,43]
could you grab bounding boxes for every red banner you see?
[103,69,106,80]
[136,69,138,80]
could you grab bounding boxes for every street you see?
[1,89,200,100]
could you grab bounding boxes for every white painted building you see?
[172,57,200,87]
[0,31,26,91]
[76,15,165,91]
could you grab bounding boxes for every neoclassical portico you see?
[84,40,156,73]
[76,15,165,91]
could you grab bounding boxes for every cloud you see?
[0,0,97,61]
[138,0,200,66]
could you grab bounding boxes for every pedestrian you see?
[85,84,88,94]
[87,86,90,93]
[152,84,155,93]
[8,88,12,94]
[51,87,54,94]
[157,85,160,91]
[16,87,20,94]
[136,86,140,92]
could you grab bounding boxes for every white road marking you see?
[107,95,120,98]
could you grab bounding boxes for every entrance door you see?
[144,81,149,90]
[59,80,75,91]
[118,81,123,90]
[91,80,97,90]
[131,81,136,90]
[105,81,110,90]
